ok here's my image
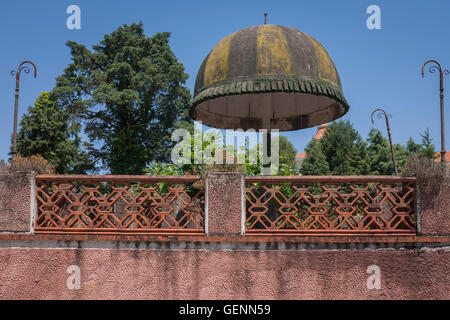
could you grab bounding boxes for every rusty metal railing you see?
[245,176,417,236]
[35,175,205,235]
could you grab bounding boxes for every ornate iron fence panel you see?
[245,176,416,235]
[35,175,205,235]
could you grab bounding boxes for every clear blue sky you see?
[1,0,449,162]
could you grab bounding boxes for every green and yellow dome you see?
[191,24,349,131]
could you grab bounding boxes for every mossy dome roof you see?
[191,25,349,131]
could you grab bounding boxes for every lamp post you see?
[421,59,448,163]
[10,61,37,158]
[371,108,398,175]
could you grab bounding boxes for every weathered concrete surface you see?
[0,173,449,300]
[420,179,450,235]
[206,173,244,236]
[0,246,448,300]
[0,173,35,233]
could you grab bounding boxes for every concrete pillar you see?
[419,178,450,236]
[0,172,36,233]
[205,172,245,236]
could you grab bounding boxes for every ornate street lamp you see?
[371,108,398,175]
[10,60,37,158]
[421,59,448,163]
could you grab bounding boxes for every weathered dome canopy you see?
[191,24,349,131]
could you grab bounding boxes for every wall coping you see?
[2,173,449,238]
[0,234,450,250]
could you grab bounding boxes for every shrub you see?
[205,150,245,173]
[0,154,55,174]
[401,152,448,194]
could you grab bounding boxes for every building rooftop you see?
[433,151,450,163]
[295,123,328,161]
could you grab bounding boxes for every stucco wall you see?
[0,243,448,300]
[420,179,450,235]
[0,173,35,233]
[206,172,244,236]
[0,173,449,300]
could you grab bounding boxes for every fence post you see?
[0,172,36,234]
[205,172,245,236]
[418,178,450,236]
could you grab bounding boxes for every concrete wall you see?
[0,239,448,300]
[206,172,244,236]
[0,173,449,300]
[419,180,450,235]
[0,173,36,233]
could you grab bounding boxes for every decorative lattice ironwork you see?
[35,175,205,235]
[245,176,416,235]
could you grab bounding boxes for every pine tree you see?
[298,122,437,176]
[366,128,409,175]
[53,22,191,174]
[406,137,421,154]
[406,128,437,160]
[419,128,437,159]
[300,140,330,175]
[367,128,393,175]
[319,120,370,175]
[16,92,93,173]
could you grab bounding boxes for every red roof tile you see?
[296,152,307,159]
[295,123,328,159]
[433,151,450,162]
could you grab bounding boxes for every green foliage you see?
[242,135,298,176]
[406,128,437,160]
[16,92,93,173]
[315,120,370,175]
[393,143,409,171]
[241,140,262,176]
[147,131,298,176]
[144,162,183,176]
[419,128,437,159]
[406,137,421,154]
[300,140,329,175]
[366,128,410,175]
[143,162,186,194]
[278,136,298,171]
[300,120,433,176]
[366,128,408,175]
[53,22,191,174]
[366,128,391,175]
